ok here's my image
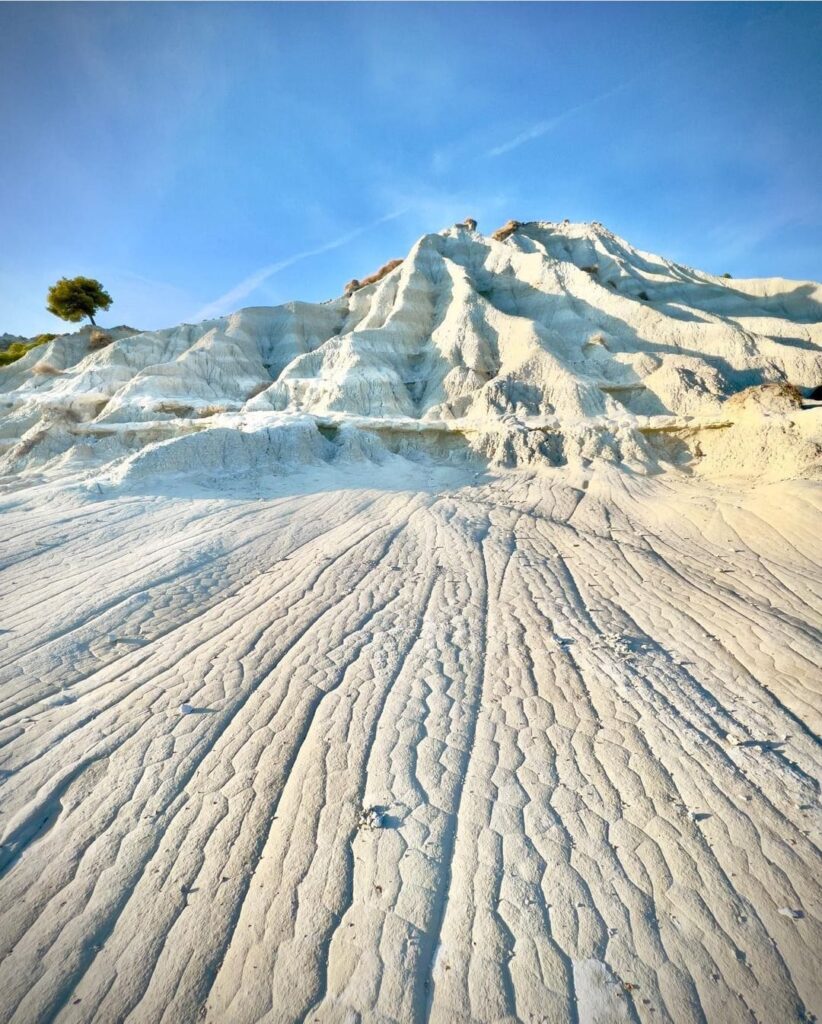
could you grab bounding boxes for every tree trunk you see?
[88,314,96,326]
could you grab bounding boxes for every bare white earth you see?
[1,215,820,1023]
[0,462,820,1024]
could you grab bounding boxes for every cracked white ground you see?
[1,221,820,1022]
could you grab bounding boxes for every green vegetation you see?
[46,276,112,326]
[722,272,733,279]
[0,334,57,367]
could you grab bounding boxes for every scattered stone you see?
[357,806,384,830]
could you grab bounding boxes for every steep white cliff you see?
[2,221,819,488]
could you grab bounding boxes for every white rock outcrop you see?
[1,221,820,485]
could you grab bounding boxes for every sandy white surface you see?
[1,221,820,1022]
[1,463,820,1023]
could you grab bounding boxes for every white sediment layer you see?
[0,221,820,1023]
[0,220,819,484]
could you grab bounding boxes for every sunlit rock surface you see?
[1,222,820,1024]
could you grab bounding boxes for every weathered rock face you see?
[1,221,820,485]
[1,227,821,1024]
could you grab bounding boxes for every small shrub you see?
[344,258,403,297]
[89,329,113,350]
[638,290,650,301]
[726,381,803,411]
[31,361,63,376]
[722,272,733,279]
[491,219,522,242]
[361,259,401,287]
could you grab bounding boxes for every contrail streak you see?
[192,208,408,321]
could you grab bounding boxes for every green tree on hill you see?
[46,276,112,326]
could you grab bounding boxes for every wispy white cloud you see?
[191,208,409,322]
[486,34,735,162]
[486,80,634,158]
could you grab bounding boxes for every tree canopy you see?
[46,277,112,326]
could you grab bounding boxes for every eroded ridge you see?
[0,466,819,1024]
[2,220,820,485]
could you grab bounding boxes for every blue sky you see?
[1,2,820,336]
